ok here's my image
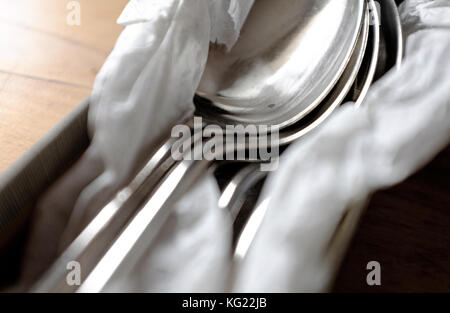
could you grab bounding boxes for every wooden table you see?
[0,0,128,174]
[0,0,449,292]
[334,145,450,292]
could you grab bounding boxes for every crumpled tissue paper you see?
[18,0,450,293]
[232,0,450,292]
[18,0,253,290]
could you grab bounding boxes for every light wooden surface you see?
[0,0,128,173]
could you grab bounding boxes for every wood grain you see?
[334,145,450,292]
[0,0,128,174]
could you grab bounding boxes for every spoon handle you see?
[77,155,211,292]
[32,115,202,292]
[218,163,267,222]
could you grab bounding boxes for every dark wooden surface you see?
[334,145,450,292]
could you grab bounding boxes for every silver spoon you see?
[74,1,370,293]
[234,0,381,261]
[219,7,373,221]
[33,0,367,292]
[233,0,403,289]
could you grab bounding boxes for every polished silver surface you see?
[78,158,212,292]
[379,0,404,71]
[278,9,370,145]
[218,163,268,222]
[321,0,403,289]
[34,0,383,292]
[31,137,178,292]
[233,4,377,261]
[73,6,371,292]
[353,0,380,107]
[32,123,204,292]
[232,0,404,271]
[222,10,372,233]
[197,0,365,128]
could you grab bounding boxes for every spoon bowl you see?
[34,0,375,292]
[197,0,366,128]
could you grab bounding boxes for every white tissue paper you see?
[19,0,450,293]
[232,0,450,292]
[104,174,231,292]
[77,0,252,237]
[19,0,253,290]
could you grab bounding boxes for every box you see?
[0,99,89,287]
